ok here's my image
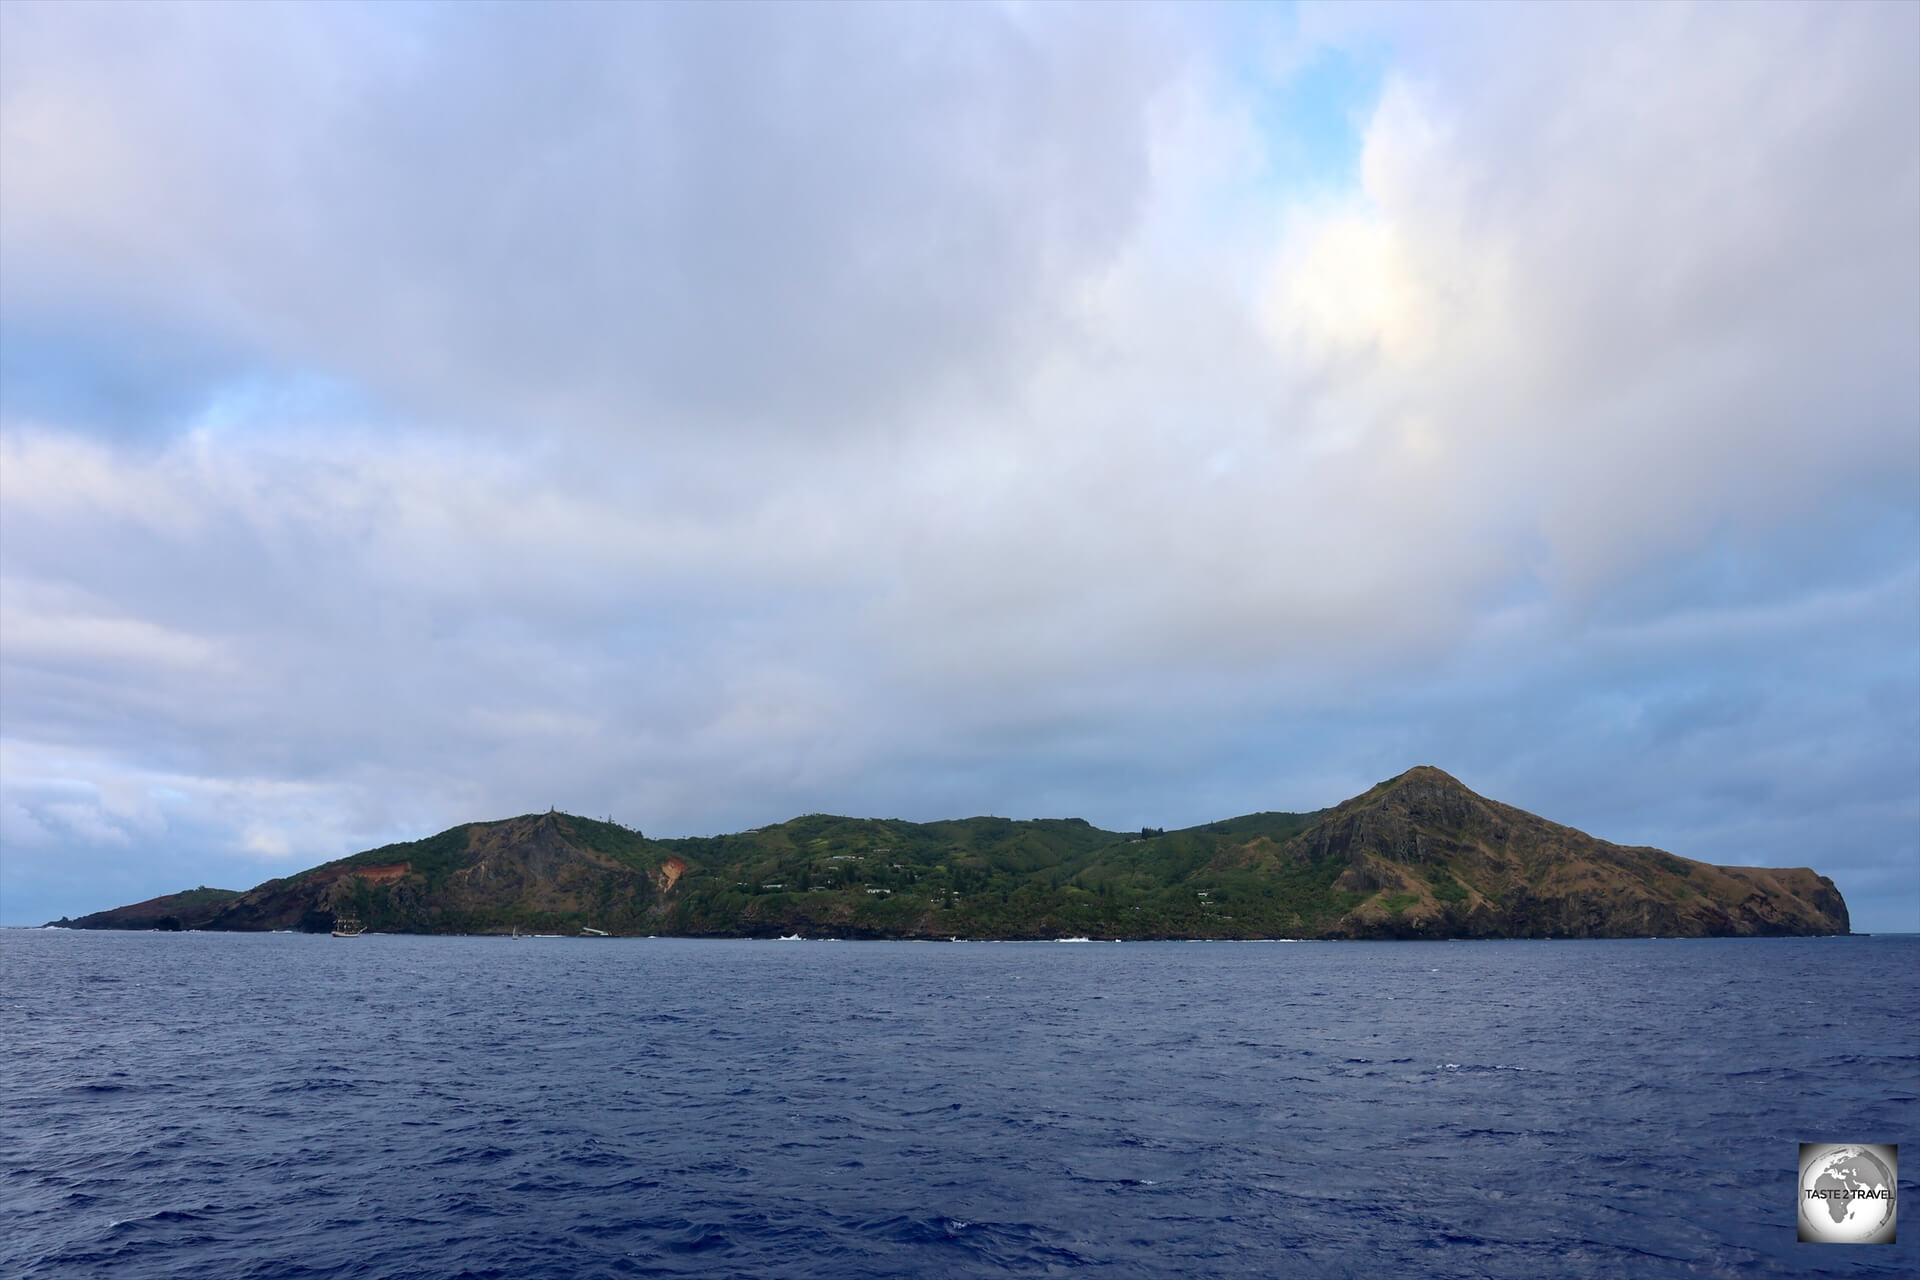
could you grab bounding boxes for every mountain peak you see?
[1392,764,1467,787]
[1336,765,1479,814]
[1382,767,1466,794]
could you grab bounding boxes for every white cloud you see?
[1,586,229,674]
[239,824,292,859]
[0,1,1182,442]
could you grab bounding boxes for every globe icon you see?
[1799,1144,1897,1244]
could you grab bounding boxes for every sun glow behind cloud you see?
[1,0,1915,929]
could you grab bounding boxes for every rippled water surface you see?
[2,931,1914,1278]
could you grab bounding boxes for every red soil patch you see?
[312,862,412,887]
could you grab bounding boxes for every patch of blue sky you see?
[0,319,367,445]
[185,369,368,440]
[1261,48,1380,193]
[0,322,238,440]
[1228,11,1387,201]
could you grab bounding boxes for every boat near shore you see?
[331,916,365,938]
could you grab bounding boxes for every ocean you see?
[2,930,1913,1278]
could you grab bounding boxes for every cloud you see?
[1,1,1179,442]
[1,1,1914,930]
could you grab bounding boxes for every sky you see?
[1,0,1916,932]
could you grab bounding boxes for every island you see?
[51,767,1850,939]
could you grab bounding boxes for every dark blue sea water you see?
[2,931,1913,1279]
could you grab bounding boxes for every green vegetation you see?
[276,807,1356,938]
[635,809,1358,938]
[293,803,1360,939]
[552,814,652,870]
[1381,892,1422,915]
[166,886,243,910]
[1428,869,1469,902]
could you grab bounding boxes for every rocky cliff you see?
[48,886,240,932]
[1292,767,1849,938]
[193,812,661,935]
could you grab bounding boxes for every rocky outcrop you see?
[1301,767,1850,939]
[68,813,677,935]
[56,886,240,931]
